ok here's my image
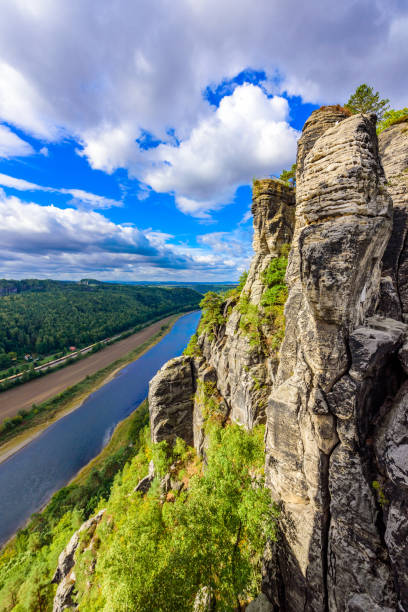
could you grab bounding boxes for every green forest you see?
[0,281,201,370]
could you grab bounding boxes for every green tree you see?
[377,107,408,133]
[77,422,279,611]
[198,292,225,340]
[344,84,390,120]
[279,163,297,187]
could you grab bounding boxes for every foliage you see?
[372,480,389,508]
[0,282,201,365]
[279,163,297,187]
[0,403,150,611]
[238,294,263,347]
[237,270,248,293]
[198,292,225,341]
[377,108,408,133]
[0,402,279,611]
[237,246,289,352]
[196,380,224,423]
[183,332,202,358]
[75,421,279,611]
[344,84,390,120]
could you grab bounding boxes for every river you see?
[0,311,200,546]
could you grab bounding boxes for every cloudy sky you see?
[0,0,407,281]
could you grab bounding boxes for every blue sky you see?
[0,0,406,281]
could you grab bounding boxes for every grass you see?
[0,314,181,452]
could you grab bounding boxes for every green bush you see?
[198,292,225,341]
[377,108,408,133]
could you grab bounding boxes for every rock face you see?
[148,179,295,448]
[147,109,408,611]
[378,119,408,320]
[149,356,195,446]
[296,105,351,180]
[197,179,295,429]
[52,510,105,612]
[264,112,402,612]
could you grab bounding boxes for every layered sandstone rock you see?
[378,119,408,320]
[296,105,351,180]
[52,510,105,612]
[197,179,295,429]
[149,356,195,446]
[264,111,408,612]
[146,109,408,611]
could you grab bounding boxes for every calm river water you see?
[0,311,200,545]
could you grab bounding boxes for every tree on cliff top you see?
[345,84,390,120]
[279,163,296,187]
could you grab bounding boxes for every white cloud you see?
[142,84,298,216]
[0,124,34,158]
[0,172,122,210]
[0,0,406,169]
[0,191,245,280]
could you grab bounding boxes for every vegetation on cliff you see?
[0,396,278,611]
[378,108,408,133]
[75,420,278,611]
[238,246,289,351]
[344,83,390,120]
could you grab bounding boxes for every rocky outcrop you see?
[52,509,105,612]
[146,108,408,610]
[264,112,399,612]
[148,179,295,450]
[197,179,295,430]
[296,105,351,180]
[149,356,195,446]
[378,119,408,320]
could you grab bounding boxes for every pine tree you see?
[345,84,390,120]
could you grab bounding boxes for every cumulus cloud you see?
[0,172,122,210]
[0,125,34,158]
[142,85,298,216]
[0,0,406,167]
[0,191,245,280]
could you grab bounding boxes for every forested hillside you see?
[0,282,201,367]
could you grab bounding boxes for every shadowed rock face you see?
[264,113,398,612]
[378,120,408,320]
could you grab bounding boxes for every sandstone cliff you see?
[148,109,408,611]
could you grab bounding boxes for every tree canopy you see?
[279,163,297,187]
[344,84,390,120]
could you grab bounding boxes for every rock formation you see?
[149,356,196,446]
[147,109,408,610]
[52,509,105,612]
[195,178,295,429]
[378,119,408,320]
